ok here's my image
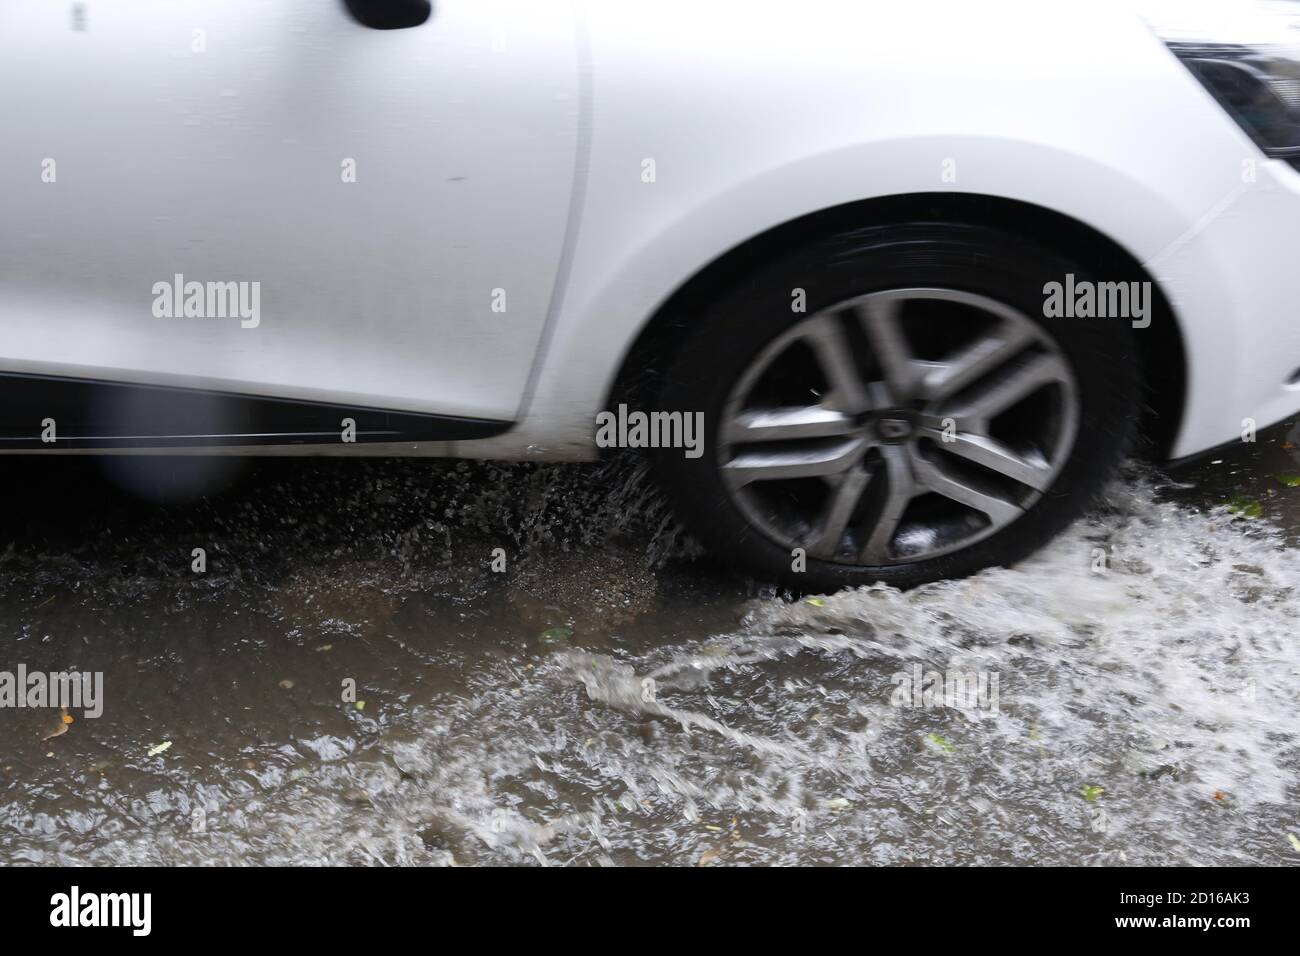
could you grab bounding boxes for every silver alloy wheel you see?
[718,288,1080,566]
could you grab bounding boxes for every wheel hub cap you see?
[872,413,916,443]
[718,288,1080,566]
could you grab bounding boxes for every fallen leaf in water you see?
[805,597,825,607]
[926,733,954,755]
[1227,496,1262,519]
[697,849,720,866]
[1288,833,1300,852]
[540,627,573,646]
[278,679,295,690]
[1273,474,1300,488]
[147,741,172,758]
[354,701,366,711]
[42,708,71,741]
[1081,785,1105,803]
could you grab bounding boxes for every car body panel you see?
[1,0,1296,461]
[485,0,1299,463]
[0,0,579,421]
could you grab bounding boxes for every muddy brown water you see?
[1,426,1299,866]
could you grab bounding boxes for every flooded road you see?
[2,427,1299,866]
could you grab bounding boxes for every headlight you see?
[1142,0,1300,168]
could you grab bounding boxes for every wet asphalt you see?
[1,422,1299,865]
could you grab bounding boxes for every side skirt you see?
[0,373,512,449]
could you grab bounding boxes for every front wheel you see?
[655,222,1143,592]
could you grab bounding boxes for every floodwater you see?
[1,425,1299,866]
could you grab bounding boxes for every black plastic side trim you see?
[0,373,510,448]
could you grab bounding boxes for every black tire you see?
[655,221,1143,592]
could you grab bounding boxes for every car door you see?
[0,0,579,437]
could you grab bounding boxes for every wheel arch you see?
[607,193,1186,458]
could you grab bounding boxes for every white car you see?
[2,0,1297,589]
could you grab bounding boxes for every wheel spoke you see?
[853,297,917,403]
[912,455,1023,525]
[724,406,858,444]
[723,436,868,488]
[807,468,870,558]
[922,429,1054,491]
[799,314,871,413]
[919,320,1036,401]
[859,446,916,563]
[941,352,1071,426]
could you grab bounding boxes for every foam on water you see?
[382,476,1297,864]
